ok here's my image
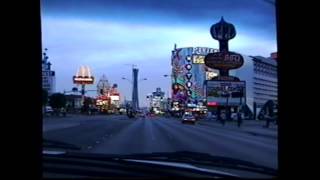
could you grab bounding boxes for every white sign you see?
[74,77,94,82]
[192,47,217,55]
[110,95,120,101]
[206,71,219,80]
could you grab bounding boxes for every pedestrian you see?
[61,107,66,117]
[237,111,242,128]
[264,114,270,128]
[221,112,226,126]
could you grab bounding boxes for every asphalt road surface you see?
[43,115,277,169]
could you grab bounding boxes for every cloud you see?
[42,0,276,34]
[42,16,276,106]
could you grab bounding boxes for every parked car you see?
[231,113,237,120]
[181,114,196,124]
[45,106,53,115]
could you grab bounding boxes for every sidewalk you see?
[199,119,278,139]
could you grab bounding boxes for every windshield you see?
[42,0,278,178]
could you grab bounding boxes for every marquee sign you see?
[211,76,240,81]
[205,51,244,70]
[73,76,94,84]
[192,47,217,55]
[192,55,205,64]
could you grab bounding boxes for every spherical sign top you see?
[210,17,236,41]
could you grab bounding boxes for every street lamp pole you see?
[224,86,230,121]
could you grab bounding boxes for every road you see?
[43,115,278,169]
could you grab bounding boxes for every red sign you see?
[207,102,218,106]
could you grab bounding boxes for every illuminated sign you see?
[206,71,219,80]
[192,55,205,64]
[186,55,192,62]
[110,95,120,101]
[74,78,94,81]
[207,102,218,106]
[185,64,192,70]
[205,51,244,70]
[185,72,192,80]
[192,47,217,55]
[73,76,94,84]
[206,80,246,106]
[212,76,240,81]
[186,81,192,88]
[187,103,196,107]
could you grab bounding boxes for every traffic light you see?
[100,89,103,94]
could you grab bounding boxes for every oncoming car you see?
[182,114,196,124]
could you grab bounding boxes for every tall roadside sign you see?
[204,17,246,118]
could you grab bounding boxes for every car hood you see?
[124,159,238,177]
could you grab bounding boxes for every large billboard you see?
[206,80,245,106]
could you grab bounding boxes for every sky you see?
[41,0,277,107]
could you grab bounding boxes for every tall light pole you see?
[121,75,147,111]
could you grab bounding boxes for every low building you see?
[65,94,82,112]
[170,45,219,112]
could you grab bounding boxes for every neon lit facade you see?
[171,46,219,109]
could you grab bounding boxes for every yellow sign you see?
[192,55,205,64]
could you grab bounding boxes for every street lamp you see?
[122,77,132,83]
[140,78,147,82]
[122,77,147,83]
[164,74,176,83]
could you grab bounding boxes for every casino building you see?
[170,45,219,114]
[170,45,278,118]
